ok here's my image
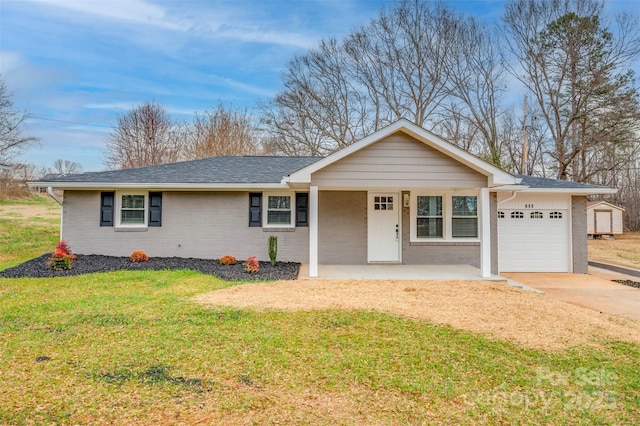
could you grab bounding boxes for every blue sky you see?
[1,0,637,171]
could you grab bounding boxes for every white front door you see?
[368,192,401,262]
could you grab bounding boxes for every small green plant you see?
[130,250,149,263]
[243,255,259,274]
[48,252,75,270]
[48,240,77,270]
[219,255,237,265]
[268,235,278,266]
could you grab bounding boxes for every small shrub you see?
[48,251,76,270]
[48,240,77,270]
[130,250,149,263]
[56,240,73,255]
[219,255,237,265]
[268,235,278,266]
[243,255,259,274]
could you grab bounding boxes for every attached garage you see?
[497,193,571,272]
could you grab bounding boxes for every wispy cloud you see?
[27,0,186,31]
[207,74,276,98]
[216,27,316,49]
[25,0,318,49]
[85,102,140,111]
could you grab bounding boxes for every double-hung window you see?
[411,192,478,241]
[416,196,443,238]
[121,194,146,225]
[265,193,293,227]
[100,191,162,228]
[115,192,148,227]
[250,192,307,228]
[451,196,478,238]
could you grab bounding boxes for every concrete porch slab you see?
[298,264,506,281]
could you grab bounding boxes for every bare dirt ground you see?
[195,279,640,351]
[589,232,640,270]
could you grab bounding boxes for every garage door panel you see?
[498,209,569,272]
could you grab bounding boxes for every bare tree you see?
[262,38,373,156]
[503,0,640,181]
[0,77,39,163]
[182,104,261,159]
[104,101,181,169]
[263,0,462,155]
[52,159,83,175]
[443,16,508,168]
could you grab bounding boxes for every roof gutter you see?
[47,187,63,205]
[28,182,289,191]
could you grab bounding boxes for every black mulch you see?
[0,253,300,281]
[613,279,640,289]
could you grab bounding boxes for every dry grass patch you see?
[195,279,640,351]
[0,201,60,224]
[589,232,640,269]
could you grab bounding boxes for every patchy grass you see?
[0,271,639,424]
[589,232,640,270]
[0,193,55,205]
[1,197,639,424]
[0,196,59,269]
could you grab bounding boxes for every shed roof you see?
[586,200,625,211]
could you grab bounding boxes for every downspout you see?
[47,187,63,205]
[497,191,517,205]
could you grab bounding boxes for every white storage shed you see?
[587,201,624,237]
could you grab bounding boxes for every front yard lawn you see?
[1,271,639,425]
[589,232,640,270]
[1,196,639,424]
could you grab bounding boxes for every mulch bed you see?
[0,254,300,281]
[613,279,640,289]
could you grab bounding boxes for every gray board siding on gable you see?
[62,191,310,262]
[311,132,488,188]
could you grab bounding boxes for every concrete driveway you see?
[503,267,640,321]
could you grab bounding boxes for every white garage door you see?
[498,209,570,272]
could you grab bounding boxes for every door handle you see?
[395,224,399,240]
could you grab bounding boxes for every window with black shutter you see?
[148,192,162,227]
[100,192,115,227]
[295,192,308,227]
[249,193,262,227]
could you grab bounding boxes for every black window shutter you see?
[148,192,162,227]
[249,193,262,227]
[100,192,115,227]
[295,192,309,227]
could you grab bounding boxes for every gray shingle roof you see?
[37,156,322,184]
[515,174,610,190]
[35,156,611,190]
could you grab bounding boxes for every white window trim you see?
[263,191,295,228]
[115,191,148,228]
[410,190,480,242]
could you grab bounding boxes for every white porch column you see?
[479,187,491,278]
[309,185,319,278]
